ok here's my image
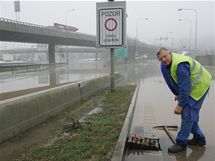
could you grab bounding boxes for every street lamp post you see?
[135,18,149,59]
[65,9,75,64]
[178,18,192,49]
[178,8,198,51]
[14,0,21,21]
[65,8,75,26]
[166,32,174,48]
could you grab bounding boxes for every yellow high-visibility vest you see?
[170,53,212,101]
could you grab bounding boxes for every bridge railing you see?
[0,17,46,29]
[0,17,77,33]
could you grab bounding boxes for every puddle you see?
[79,106,103,123]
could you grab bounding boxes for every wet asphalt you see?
[0,60,214,161]
[120,62,215,161]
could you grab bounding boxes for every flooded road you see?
[0,60,214,161]
[123,62,215,161]
[0,60,109,93]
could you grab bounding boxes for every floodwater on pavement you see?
[0,61,214,161]
[0,60,109,93]
[124,62,215,161]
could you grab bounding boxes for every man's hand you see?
[174,105,182,115]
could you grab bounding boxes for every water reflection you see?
[0,60,160,94]
[170,146,206,161]
[124,62,215,161]
[0,61,109,93]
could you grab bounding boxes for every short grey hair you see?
[156,47,170,56]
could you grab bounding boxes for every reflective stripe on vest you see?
[190,59,204,87]
[170,53,212,101]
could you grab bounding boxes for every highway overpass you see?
[0,18,96,46]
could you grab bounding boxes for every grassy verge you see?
[16,85,135,161]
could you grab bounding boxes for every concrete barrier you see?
[0,74,122,143]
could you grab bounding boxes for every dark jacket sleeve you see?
[176,62,191,107]
[161,63,178,96]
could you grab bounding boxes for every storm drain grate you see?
[126,137,161,151]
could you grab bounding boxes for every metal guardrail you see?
[0,63,68,74]
[0,17,46,29]
[0,17,75,33]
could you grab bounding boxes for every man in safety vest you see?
[157,48,212,153]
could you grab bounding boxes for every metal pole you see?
[65,9,75,26]
[18,12,20,21]
[135,20,138,59]
[178,19,192,49]
[189,21,192,49]
[110,48,115,92]
[178,8,198,51]
[166,32,173,48]
[135,18,149,59]
[108,0,115,92]
[194,10,197,52]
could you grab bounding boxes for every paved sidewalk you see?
[124,77,215,161]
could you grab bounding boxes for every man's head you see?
[157,48,172,65]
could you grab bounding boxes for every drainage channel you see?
[112,76,215,161]
[111,83,163,161]
[122,103,163,161]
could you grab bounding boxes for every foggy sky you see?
[0,0,214,50]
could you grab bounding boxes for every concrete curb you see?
[111,85,139,161]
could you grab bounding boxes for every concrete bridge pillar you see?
[48,43,56,87]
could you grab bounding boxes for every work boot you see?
[168,144,186,153]
[187,138,206,146]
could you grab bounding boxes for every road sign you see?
[115,48,128,57]
[96,1,126,48]
[14,1,20,12]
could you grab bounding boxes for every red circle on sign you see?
[105,18,117,31]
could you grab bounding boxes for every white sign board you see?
[96,1,126,48]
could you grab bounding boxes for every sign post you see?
[14,1,21,21]
[96,0,126,92]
